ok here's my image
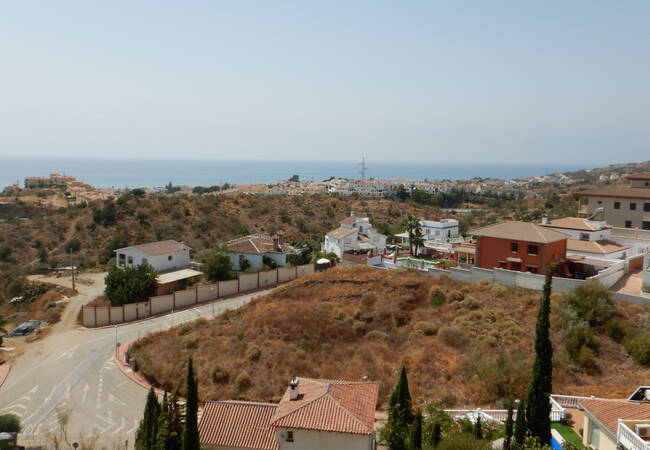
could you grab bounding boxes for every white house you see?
[323,213,387,258]
[114,240,191,272]
[643,250,650,289]
[395,218,461,245]
[541,217,630,260]
[198,377,379,450]
[224,233,297,270]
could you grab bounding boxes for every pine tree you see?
[504,399,514,450]
[380,365,414,450]
[526,265,554,445]
[182,356,200,450]
[136,387,160,450]
[474,415,482,440]
[407,408,423,450]
[514,400,527,448]
[431,422,442,448]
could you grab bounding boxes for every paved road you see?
[0,275,271,447]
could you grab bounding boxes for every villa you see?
[224,232,297,270]
[323,213,387,258]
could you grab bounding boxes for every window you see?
[499,261,506,269]
[597,200,602,204]
[625,221,632,228]
[645,202,650,212]
[526,266,538,274]
[168,255,173,261]
[142,258,148,265]
[630,202,637,210]
[527,245,539,255]
[614,201,620,209]
[286,431,294,442]
[118,254,126,267]
[511,242,518,252]
[579,233,589,241]
[589,424,600,447]
[127,256,133,264]
[643,221,650,231]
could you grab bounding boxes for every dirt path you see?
[23,215,84,268]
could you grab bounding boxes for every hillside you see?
[129,266,650,408]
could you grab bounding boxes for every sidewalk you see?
[115,341,164,395]
[0,362,12,388]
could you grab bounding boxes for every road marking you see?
[82,383,89,403]
[116,380,128,388]
[126,418,139,435]
[112,416,126,435]
[108,393,128,407]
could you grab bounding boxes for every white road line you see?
[125,418,139,435]
[81,383,89,404]
[112,416,126,435]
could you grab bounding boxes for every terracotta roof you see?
[340,216,357,226]
[567,239,629,255]
[577,187,650,200]
[627,172,650,180]
[327,227,357,240]
[115,240,190,256]
[579,398,650,438]
[469,221,569,244]
[199,401,279,449]
[543,217,607,232]
[270,378,379,435]
[225,235,295,255]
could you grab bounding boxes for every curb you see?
[0,362,12,388]
[114,340,165,395]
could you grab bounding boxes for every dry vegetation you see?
[129,266,650,409]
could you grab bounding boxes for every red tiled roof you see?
[225,235,295,255]
[577,187,650,200]
[340,216,357,226]
[198,401,279,449]
[470,221,569,244]
[567,239,629,255]
[543,217,607,232]
[115,240,191,256]
[579,398,650,438]
[627,172,650,181]
[270,378,378,435]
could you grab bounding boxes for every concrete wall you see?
[175,289,197,308]
[260,270,278,288]
[275,428,373,450]
[151,294,173,315]
[116,247,190,273]
[83,264,316,327]
[239,273,259,291]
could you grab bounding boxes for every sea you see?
[0,156,592,190]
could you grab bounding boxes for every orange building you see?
[470,221,569,274]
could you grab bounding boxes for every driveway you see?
[611,269,644,295]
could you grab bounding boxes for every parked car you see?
[8,320,44,337]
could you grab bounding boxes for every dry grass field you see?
[129,266,650,409]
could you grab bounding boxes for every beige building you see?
[24,177,52,189]
[579,387,650,450]
[199,377,379,450]
[578,173,650,230]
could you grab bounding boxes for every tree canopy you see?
[104,264,158,306]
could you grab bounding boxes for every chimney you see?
[541,215,548,225]
[289,377,299,400]
[272,235,280,251]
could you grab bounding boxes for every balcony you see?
[618,421,650,450]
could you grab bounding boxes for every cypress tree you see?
[136,387,160,450]
[503,399,514,450]
[431,422,442,448]
[513,400,527,447]
[474,415,482,440]
[526,265,554,445]
[380,365,414,450]
[407,408,423,450]
[182,356,200,450]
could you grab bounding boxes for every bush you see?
[623,332,650,365]
[235,370,251,389]
[430,287,446,306]
[437,273,452,284]
[560,280,615,327]
[576,345,599,372]
[177,324,192,336]
[448,290,464,302]
[63,238,81,253]
[437,432,491,450]
[365,330,389,341]
[246,345,261,361]
[413,321,438,336]
[0,413,21,433]
[182,334,199,349]
[202,252,233,281]
[604,318,626,342]
[439,326,469,348]
[477,279,491,290]
[564,325,598,362]
[104,264,157,306]
[211,364,230,383]
[490,284,508,296]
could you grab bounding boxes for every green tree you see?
[401,213,422,256]
[380,365,414,450]
[183,356,200,450]
[525,266,554,445]
[104,264,158,306]
[407,408,423,450]
[474,415,482,440]
[503,399,514,450]
[64,238,81,253]
[431,422,442,448]
[156,392,183,450]
[202,252,233,281]
[513,400,527,448]
[0,244,13,262]
[135,388,160,450]
[0,413,21,432]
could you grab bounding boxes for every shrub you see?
[202,252,233,282]
[211,364,229,383]
[437,432,491,450]
[455,295,481,310]
[361,293,376,309]
[437,273,452,284]
[182,334,199,349]
[448,290,464,302]
[564,326,598,362]
[235,370,251,389]
[365,330,389,341]
[439,326,469,349]
[430,287,446,306]
[0,413,21,433]
[604,318,626,342]
[246,345,262,361]
[177,324,192,336]
[104,264,157,306]
[413,321,438,336]
[623,332,650,365]
[490,284,508,296]
[576,345,599,372]
[477,279,491,290]
[560,280,615,327]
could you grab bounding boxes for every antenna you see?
[360,156,367,180]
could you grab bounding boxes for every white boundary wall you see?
[82,264,314,327]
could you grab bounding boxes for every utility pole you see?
[360,156,367,181]
[70,248,75,291]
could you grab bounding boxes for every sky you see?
[0,1,649,164]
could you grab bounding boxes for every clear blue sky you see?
[1,1,649,164]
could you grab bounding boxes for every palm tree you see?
[401,213,422,256]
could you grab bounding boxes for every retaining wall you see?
[82,264,314,327]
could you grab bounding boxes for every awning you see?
[506,257,523,263]
[156,268,203,284]
[316,258,331,264]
